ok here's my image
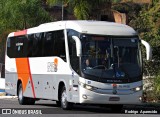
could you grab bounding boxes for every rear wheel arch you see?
[17,79,35,105]
[55,81,65,107]
[57,81,73,110]
[60,85,73,110]
[58,81,65,101]
[17,80,22,95]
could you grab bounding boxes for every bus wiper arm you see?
[115,46,120,68]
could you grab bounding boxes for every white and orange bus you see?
[5,21,152,110]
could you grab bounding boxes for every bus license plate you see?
[109,97,120,101]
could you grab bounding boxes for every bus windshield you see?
[80,34,142,83]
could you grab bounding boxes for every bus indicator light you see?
[54,58,58,72]
[112,84,117,88]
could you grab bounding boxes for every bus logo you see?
[47,58,58,72]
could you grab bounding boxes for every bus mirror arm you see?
[141,40,152,61]
[72,36,82,57]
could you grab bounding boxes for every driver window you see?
[67,29,80,74]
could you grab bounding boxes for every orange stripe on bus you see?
[15,58,30,93]
[14,30,27,36]
[15,58,36,98]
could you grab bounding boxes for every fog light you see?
[85,85,93,90]
[139,96,142,101]
[135,87,141,91]
[131,86,142,92]
[82,94,87,99]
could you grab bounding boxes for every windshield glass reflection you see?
[80,35,142,80]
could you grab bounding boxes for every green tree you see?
[0,0,51,65]
[154,74,160,99]
[0,0,51,30]
[129,1,160,75]
[128,1,160,101]
[47,0,110,20]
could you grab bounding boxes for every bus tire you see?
[27,98,35,105]
[18,83,28,105]
[60,86,73,110]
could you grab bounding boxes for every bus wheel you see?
[60,86,73,110]
[27,98,35,105]
[18,83,27,105]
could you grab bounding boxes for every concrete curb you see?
[0,96,17,99]
[0,93,6,96]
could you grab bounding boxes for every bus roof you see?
[65,20,137,36]
[8,20,137,37]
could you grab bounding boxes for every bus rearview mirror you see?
[72,36,82,57]
[141,40,152,61]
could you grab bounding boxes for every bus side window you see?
[54,31,66,61]
[68,37,78,70]
[7,37,15,58]
[7,36,28,58]
[15,36,28,58]
[27,34,34,57]
[32,33,43,57]
[43,32,55,56]
[43,30,66,61]
[28,33,43,57]
[67,29,80,74]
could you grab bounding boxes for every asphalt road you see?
[0,98,160,117]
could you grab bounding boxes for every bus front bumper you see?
[79,87,142,105]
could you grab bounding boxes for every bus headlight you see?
[85,85,93,90]
[78,82,97,91]
[131,86,142,92]
[135,87,141,91]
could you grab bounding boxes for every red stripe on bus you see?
[27,58,36,98]
[14,30,27,36]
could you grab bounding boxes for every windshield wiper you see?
[114,46,120,68]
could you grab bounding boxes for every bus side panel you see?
[5,72,18,96]
[23,74,80,103]
[23,74,59,100]
[23,57,80,103]
[5,56,18,96]
[41,74,80,102]
[65,75,80,103]
[23,74,42,99]
[25,74,65,100]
